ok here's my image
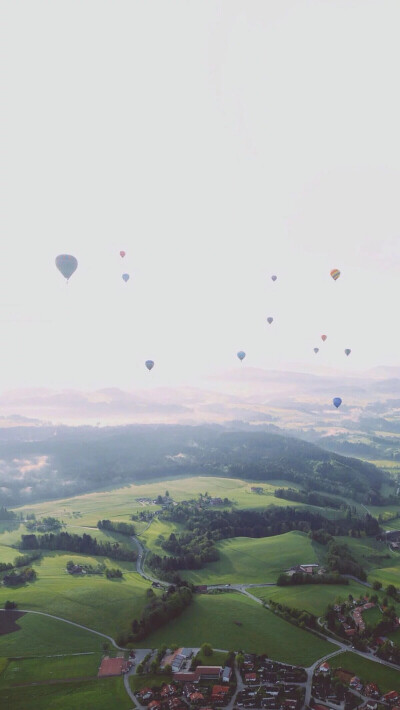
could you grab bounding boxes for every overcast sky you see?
[2,1,400,392]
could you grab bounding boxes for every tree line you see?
[19,532,137,562]
[97,519,136,536]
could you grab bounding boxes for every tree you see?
[372,580,382,590]
[136,663,144,675]
[165,491,170,497]
[4,600,17,609]
[236,653,244,669]
[386,584,397,598]
[102,642,109,652]
[164,664,172,675]
[201,643,213,657]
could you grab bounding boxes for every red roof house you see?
[245,673,257,683]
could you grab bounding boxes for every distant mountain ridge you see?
[0,423,386,507]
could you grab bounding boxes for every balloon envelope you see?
[321,334,327,342]
[330,268,341,280]
[271,275,277,281]
[267,317,274,324]
[313,348,319,354]
[237,351,246,361]
[120,251,126,258]
[333,397,342,408]
[122,273,130,282]
[55,254,78,281]
[344,349,351,356]
[145,360,154,371]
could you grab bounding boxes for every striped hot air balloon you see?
[330,268,341,281]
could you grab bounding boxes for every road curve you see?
[0,608,126,651]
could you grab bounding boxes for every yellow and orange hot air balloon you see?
[330,268,340,281]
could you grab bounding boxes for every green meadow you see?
[0,613,102,657]
[0,653,103,687]
[134,592,335,665]
[12,477,305,526]
[185,531,323,585]
[329,652,400,692]
[337,536,400,589]
[0,552,152,638]
[0,676,131,710]
[251,579,372,616]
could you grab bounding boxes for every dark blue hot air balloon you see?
[145,360,154,371]
[55,254,78,281]
[122,273,130,283]
[237,351,246,361]
[333,397,342,408]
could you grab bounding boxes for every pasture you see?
[0,552,151,638]
[134,592,335,665]
[0,676,131,710]
[0,612,102,656]
[185,531,323,585]
[337,536,400,590]
[252,579,372,616]
[0,653,103,687]
[329,652,400,692]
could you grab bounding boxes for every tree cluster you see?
[130,585,193,641]
[277,572,349,586]
[97,519,136,536]
[19,531,137,562]
[3,568,36,586]
[326,541,367,580]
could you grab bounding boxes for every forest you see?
[18,531,137,561]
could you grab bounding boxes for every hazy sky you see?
[2,1,400,391]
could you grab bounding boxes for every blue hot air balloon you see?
[344,349,351,357]
[237,351,246,361]
[145,360,154,371]
[333,397,342,408]
[55,254,78,281]
[313,348,319,354]
[122,273,130,283]
[267,317,274,325]
[271,275,277,282]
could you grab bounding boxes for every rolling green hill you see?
[183,531,322,585]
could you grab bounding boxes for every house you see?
[161,685,176,698]
[365,703,378,710]
[222,666,232,683]
[98,656,129,677]
[212,686,230,698]
[195,666,222,681]
[183,683,197,698]
[171,654,186,672]
[245,673,257,683]
[365,683,380,698]
[69,564,84,575]
[299,564,319,574]
[181,648,193,659]
[251,487,263,493]
[383,691,400,705]
[195,585,208,593]
[318,662,330,673]
[209,497,223,506]
[168,698,183,710]
[173,672,196,682]
[162,648,183,669]
[141,692,154,702]
[148,702,161,710]
[349,677,362,690]
[189,692,205,704]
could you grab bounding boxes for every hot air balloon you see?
[313,348,319,354]
[267,317,274,325]
[237,351,246,361]
[122,273,130,282]
[55,254,78,282]
[271,275,277,282]
[120,251,126,258]
[344,349,351,357]
[145,360,154,371]
[333,397,342,408]
[321,334,327,342]
[330,268,341,281]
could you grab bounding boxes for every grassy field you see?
[140,518,184,555]
[329,652,400,692]
[0,551,152,638]
[0,613,103,657]
[184,531,323,585]
[134,592,335,665]
[251,580,372,616]
[195,649,228,665]
[11,477,309,527]
[337,536,400,589]
[362,606,382,627]
[0,653,103,687]
[0,676,131,710]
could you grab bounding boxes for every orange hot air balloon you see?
[321,334,327,342]
[120,251,126,258]
[330,268,340,280]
